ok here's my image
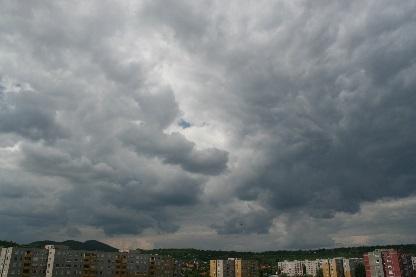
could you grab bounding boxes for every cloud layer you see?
[1,0,416,250]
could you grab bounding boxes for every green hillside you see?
[0,240,117,252]
[2,239,416,262]
[138,244,416,263]
[0,240,18,248]
[26,240,118,252]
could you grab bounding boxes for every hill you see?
[2,240,416,262]
[0,240,117,252]
[26,240,118,252]
[0,240,18,248]
[138,244,416,263]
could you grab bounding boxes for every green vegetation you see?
[137,244,416,262]
[2,240,416,276]
[0,240,117,252]
[0,240,18,248]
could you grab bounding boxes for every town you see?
[1,243,416,277]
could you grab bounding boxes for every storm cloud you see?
[0,0,416,250]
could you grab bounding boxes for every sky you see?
[0,0,416,251]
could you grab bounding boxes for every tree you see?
[354,263,366,277]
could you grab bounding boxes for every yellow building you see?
[331,258,344,277]
[322,258,344,277]
[322,260,331,277]
[210,260,218,277]
[343,258,363,277]
[210,258,258,277]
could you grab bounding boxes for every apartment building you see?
[210,259,236,277]
[364,250,385,277]
[278,260,304,276]
[411,257,416,271]
[303,260,320,276]
[322,258,344,277]
[210,259,258,277]
[148,253,174,277]
[331,258,345,277]
[235,258,259,277]
[0,248,48,277]
[343,258,363,277]
[364,249,413,277]
[0,246,173,277]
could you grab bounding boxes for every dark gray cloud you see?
[0,0,416,250]
[0,80,67,142]
[213,210,274,235]
[122,126,228,175]
[152,0,416,234]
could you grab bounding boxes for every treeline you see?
[0,240,117,252]
[138,244,416,263]
[0,240,18,248]
[2,239,416,264]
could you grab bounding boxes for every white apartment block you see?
[412,257,416,271]
[303,260,320,276]
[278,260,304,276]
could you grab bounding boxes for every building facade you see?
[0,246,173,277]
[278,260,304,276]
[364,249,413,277]
[321,258,344,277]
[364,250,385,277]
[0,248,48,277]
[210,259,258,277]
[411,257,416,271]
[303,260,320,277]
[235,258,259,277]
[331,258,345,277]
[343,258,363,277]
[322,260,331,277]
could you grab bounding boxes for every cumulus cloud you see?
[0,0,416,249]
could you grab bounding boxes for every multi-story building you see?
[0,246,173,277]
[364,250,385,277]
[148,254,174,277]
[303,260,320,276]
[321,258,344,277]
[411,257,416,271]
[210,260,218,277]
[234,258,259,277]
[343,258,363,277]
[278,260,304,276]
[210,259,236,277]
[210,259,258,277]
[331,258,345,277]
[45,245,86,277]
[0,247,48,277]
[364,249,413,277]
[322,259,331,277]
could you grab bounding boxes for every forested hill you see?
[0,240,117,252]
[0,241,18,248]
[137,244,416,262]
[1,240,416,262]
